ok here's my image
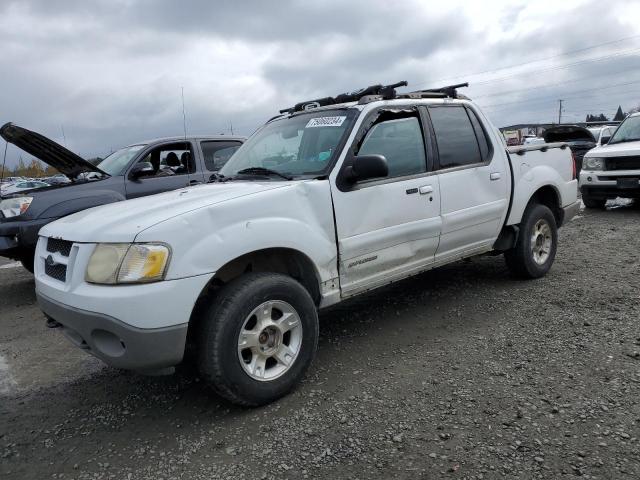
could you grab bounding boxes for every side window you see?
[134,142,195,178]
[429,106,483,169]
[201,141,242,171]
[466,108,491,161]
[358,116,426,178]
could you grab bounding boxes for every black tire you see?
[504,203,558,279]
[19,251,35,273]
[197,272,318,407]
[582,194,606,209]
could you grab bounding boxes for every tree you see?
[629,104,640,115]
[613,106,626,122]
[586,113,609,122]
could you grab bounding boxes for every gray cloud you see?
[1,0,639,168]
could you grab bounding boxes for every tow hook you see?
[45,316,62,329]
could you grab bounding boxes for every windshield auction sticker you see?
[306,116,347,128]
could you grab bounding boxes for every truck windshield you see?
[219,109,357,179]
[608,116,640,144]
[97,145,146,175]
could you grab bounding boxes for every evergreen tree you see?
[613,106,626,121]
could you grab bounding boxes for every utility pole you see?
[558,99,563,124]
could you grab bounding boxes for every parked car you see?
[1,179,50,195]
[587,124,618,147]
[580,113,640,208]
[34,82,578,406]
[44,174,71,185]
[0,122,245,272]
[522,136,545,145]
[543,125,595,173]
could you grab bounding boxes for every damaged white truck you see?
[35,82,579,406]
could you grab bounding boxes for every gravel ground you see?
[1,203,639,479]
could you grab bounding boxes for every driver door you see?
[330,109,442,296]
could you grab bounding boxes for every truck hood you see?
[39,181,289,242]
[586,139,640,157]
[0,123,108,179]
[543,125,595,144]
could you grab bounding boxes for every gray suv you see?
[0,123,245,271]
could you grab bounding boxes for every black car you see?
[0,123,245,272]
[543,125,595,173]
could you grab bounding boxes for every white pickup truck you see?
[580,113,640,208]
[35,82,579,406]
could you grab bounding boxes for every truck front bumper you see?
[37,292,189,372]
[580,170,640,199]
[0,217,52,259]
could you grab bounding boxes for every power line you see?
[479,80,640,109]
[412,33,640,87]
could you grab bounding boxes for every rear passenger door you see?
[426,105,508,260]
[198,140,243,179]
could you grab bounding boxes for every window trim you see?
[335,105,433,192]
[425,104,494,173]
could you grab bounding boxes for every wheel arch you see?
[186,248,323,347]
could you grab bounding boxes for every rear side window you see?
[429,106,483,169]
[466,108,491,161]
[201,141,242,171]
[358,116,426,178]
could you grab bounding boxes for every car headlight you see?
[86,243,171,284]
[0,196,33,218]
[584,157,605,170]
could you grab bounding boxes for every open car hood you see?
[0,122,108,179]
[543,125,595,144]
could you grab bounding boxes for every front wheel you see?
[582,194,606,209]
[505,203,558,279]
[197,272,318,406]
[19,250,35,273]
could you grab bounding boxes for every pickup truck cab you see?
[580,113,640,208]
[34,82,579,406]
[0,123,244,271]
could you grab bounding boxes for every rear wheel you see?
[197,272,318,406]
[582,194,606,209]
[505,203,558,279]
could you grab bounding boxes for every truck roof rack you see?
[279,81,408,114]
[398,82,470,100]
[277,81,470,115]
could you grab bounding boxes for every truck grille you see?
[605,156,640,171]
[47,238,73,257]
[45,262,67,282]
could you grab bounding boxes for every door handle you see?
[419,185,433,195]
[490,172,501,181]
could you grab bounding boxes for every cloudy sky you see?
[1,0,640,168]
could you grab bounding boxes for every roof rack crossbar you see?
[402,82,469,99]
[279,81,408,114]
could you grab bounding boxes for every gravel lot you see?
[1,203,639,479]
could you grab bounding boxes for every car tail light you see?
[571,151,576,180]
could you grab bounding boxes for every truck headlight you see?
[86,243,171,284]
[0,196,33,218]
[584,157,604,170]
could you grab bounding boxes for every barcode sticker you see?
[305,116,347,128]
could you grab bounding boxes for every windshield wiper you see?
[207,172,232,183]
[236,167,292,180]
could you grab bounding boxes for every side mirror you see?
[130,161,155,179]
[344,154,389,183]
[601,136,611,145]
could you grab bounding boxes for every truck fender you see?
[506,164,565,226]
[39,190,126,219]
